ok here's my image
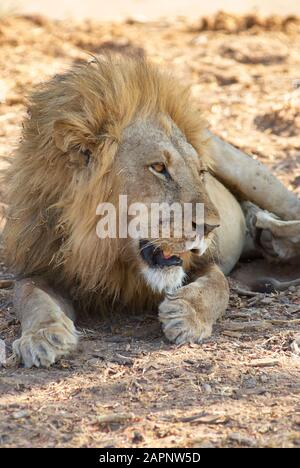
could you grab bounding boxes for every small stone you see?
[0,434,9,445]
[258,424,271,434]
[260,297,273,305]
[132,430,144,443]
[202,383,212,394]
[291,334,300,355]
[192,35,208,46]
[260,374,269,383]
[243,377,257,389]
[12,410,29,419]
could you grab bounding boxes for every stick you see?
[0,279,14,289]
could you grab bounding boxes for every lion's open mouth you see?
[139,240,183,268]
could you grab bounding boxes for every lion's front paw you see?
[13,318,79,368]
[158,296,212,345]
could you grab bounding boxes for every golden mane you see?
[4,52,208,310]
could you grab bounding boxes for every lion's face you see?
[113,118,220,293]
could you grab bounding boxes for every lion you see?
[4,53,300,368]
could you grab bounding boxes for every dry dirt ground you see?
[0,12,300,448]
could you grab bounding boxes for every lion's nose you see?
[204,223,220,235]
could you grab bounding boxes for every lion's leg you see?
[158,264,229,344]
[206,130,300,221]
[12,278,79,368]
[242,201,300,262]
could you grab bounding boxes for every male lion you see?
[4,53,300,368]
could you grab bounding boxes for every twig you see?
[247,358,280,368]
[269,319,300,325]
[177,412,229,424]
[247,296,263,307]
[232,287,262,297]
[0,279,14,289]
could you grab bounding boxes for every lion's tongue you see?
[154,249,182,267]
[162,251,173,260]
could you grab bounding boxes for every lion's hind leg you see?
[12,279,79,368]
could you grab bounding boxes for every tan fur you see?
[4,53,213,313]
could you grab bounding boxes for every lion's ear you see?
[53,119,86,153]
[53,120,94,169]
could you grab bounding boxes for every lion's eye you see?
[152,162,165,173]
[149,162,171,180]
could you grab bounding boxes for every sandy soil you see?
[0,12,300,448]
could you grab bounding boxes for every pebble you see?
[202,383,212,394]
[132,431,144,443]
[260,297,273,305]
[12,410,29,420]
[243,377,257,389]
[260,374,269,383]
